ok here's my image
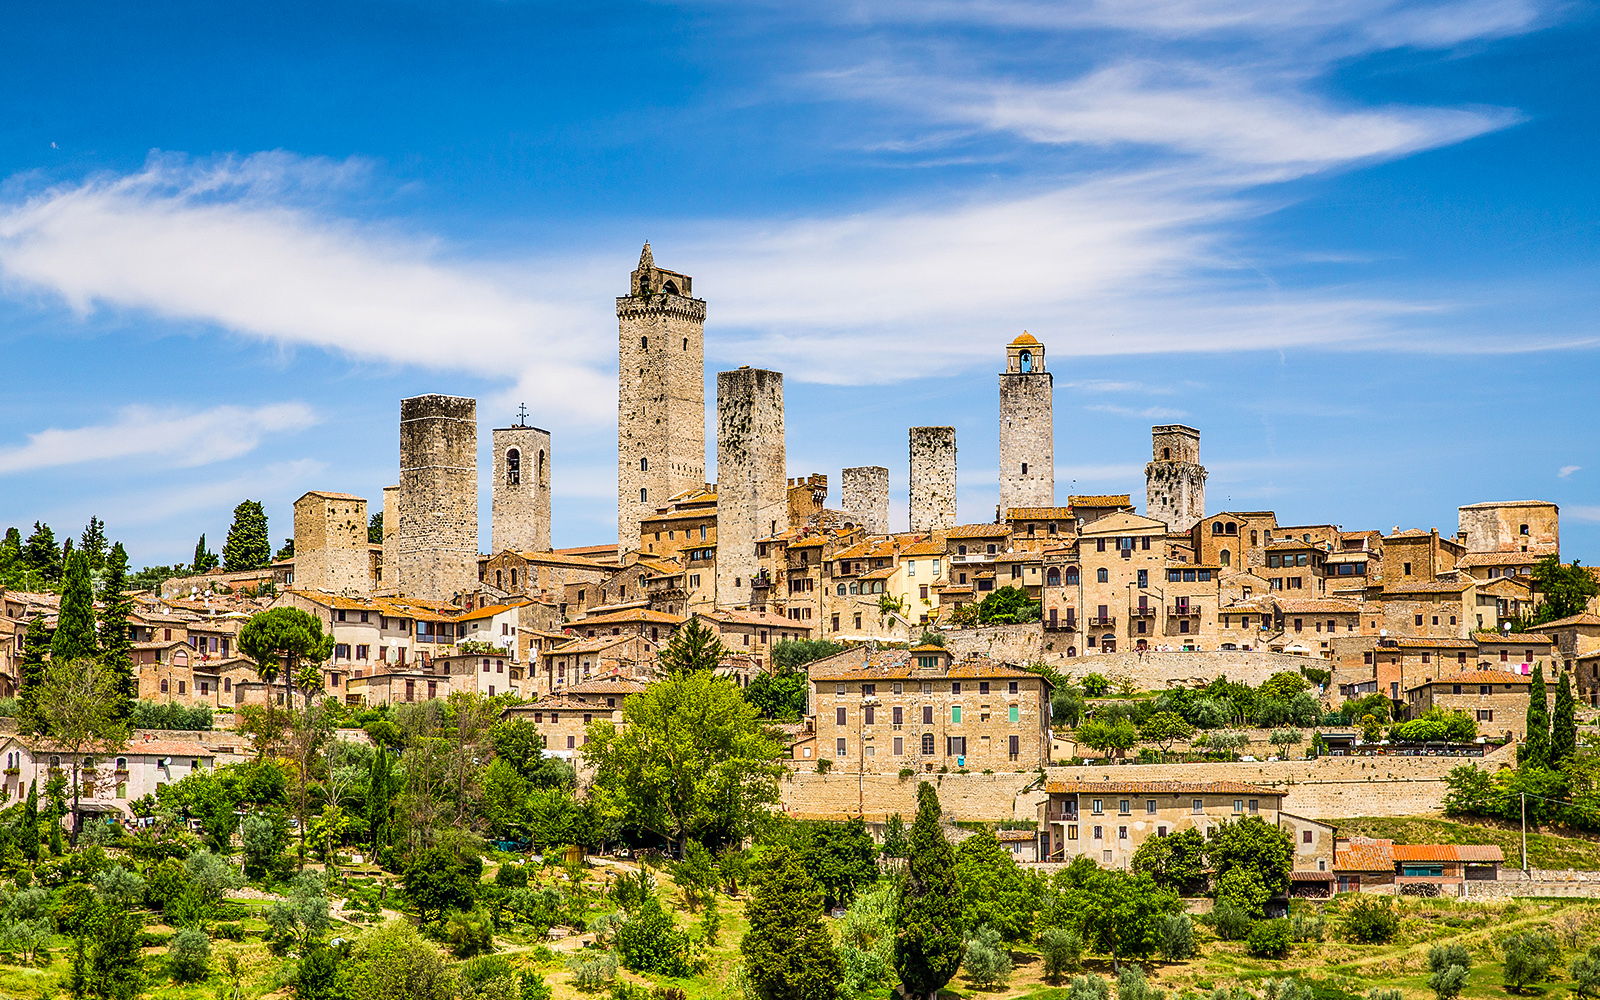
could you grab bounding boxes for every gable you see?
[1079,511,1168,536]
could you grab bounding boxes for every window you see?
[952,681,962,694]
[836,707,847,725]
[864,707,875,725]
[947,736,966,756]
[893,737,903,755]
[951,706,962,724]
[1097,568,1108,583]
[836,738,847,756]
[1146,800,1157,815]
[1093,826,1104,840]
[1119,799,1131,814]
[1067,825,1078,840]
[1008,705,1019,723]
[893,681,904,694]
[1137,569,1148,588]
[893,706,903,725]
[1191,799,1203,814]
[1249,799,1259,814]
[640,488,647,502]
[1119,826,1129,840]
[1233,800,1244,813]
[923,706,933,724]
[921,733,935,754]
[1092,799,1104,814]
[1303,830,1314,844]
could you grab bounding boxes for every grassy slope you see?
[1342,815,1600,870]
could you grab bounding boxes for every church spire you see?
[638,241,654,271]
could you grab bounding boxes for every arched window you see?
[511,569,518,589]
[1046,567,1061,587]
[160,679,169,693]
[538,450,545,483]
[495,570,503,589]
[640,457,648,471]
[1212,522,1222,534]
[683,338,689,351]
[1220,550,1231,567]
[663,280,680,295]
[921,733,935,755]
[506,449,520,485]
[1065,567,1080,585]
[1019,350,1033,372]
[837,584,846,595]
[1066,646,1077,657]
[1163,447,1171,459]
[640,488,647,502]
[1097,568,1108,583]
[1226,523,1237,534]
[1520,523,1530,535]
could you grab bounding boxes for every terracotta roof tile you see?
[1069,495,1132,507]
[1045,780,1280,795]
[1390,844,1503,862]
[945,524,1013,539]
[1335,840,1394,871]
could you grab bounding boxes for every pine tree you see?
[22,522,61,588]
[78,517,107,573]
[193,534,218,573]
[18,613,53,734]
[222,500,271,571]
[97,543,137,720]
[741,845,842,1000]
[1523,664,1551,770]
[368,512,384,545]
[275,538,295,561]
[51,551,98,664]
[895,782,964,1000]
[1553,671,1578,768]
[18,782,39,862]
[657,617,729,674]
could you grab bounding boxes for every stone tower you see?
[380,484,399,593]
[716,367,786,608]
[616,243,707,553]
[398,394,479,602]
[909,427,957,532]
[998,332,1054,515]
[842,466,890,534]
[292,491,370,596]
[1145,424,1206,533]
[491,412,552,555]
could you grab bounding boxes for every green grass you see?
[1342,816,1600,870]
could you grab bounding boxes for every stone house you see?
[1473,632,1557,672]
[1541,613,1600,671]
[0,735,218,821]
[1188,511,1278,572]
[1334,837,1502,892]
[805,646,1052,774]
[1037,779,1285,868]
[1380,529,1465,586]
[346,669,448,706]
[1404,667,1535,738]
[1005,507,1075,555]
[454,599,534,660]
[1457,500,1559,557]
[1458,551,1540,582]
[637,486,719,562]
[1376,580,1477,639]
[434,650,524,699]
[479,550,611,602]
[500,697,623,760]
[1264,539,1328,596]
[694,609,812,671]
[538,634,660,695]
[1471,576,1536,630]
[1269,598,1363,658]
[1070,510,1170,656]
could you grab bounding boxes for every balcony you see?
[1169,605,1201,617]
[1129,606,1157,618]
[1045,805,1079,822]
[1088,616,1116,628]
[1045,618,1078,632]
[951,553,996,565]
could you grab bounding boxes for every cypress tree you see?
[51,551,98,663]
[1523,664,1551,770]
[18,614,52,734]
[192,533,218,573]
[18,782,39,862]
[97,543,137,719]
[894,782,964,1000]
[222,500,271,572]
[741,845,842,1000]
[78,517,107,573]
[22,522,61,588]
[1553,671,1578,768]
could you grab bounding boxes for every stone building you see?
[998,332,1054,515]
[1404,667,1538,738]
[716,367,787,609]
[616,244,707,552]
[291,491,371,596]
[1145,425,1206,533]
[397,394,479,602]
[491,417,552,555]
[1458,500,1559,557]
[909,426,957,532]
[843,466,890,534]
[380,484,400,594]
[1038,780,1286,868]
[1380,528,1464,586]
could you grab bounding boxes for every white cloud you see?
[1085,403,1191,419]
[0,403,320,475]
[0,153,616,422]
[1559,465,1581,479]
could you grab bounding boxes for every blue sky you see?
[2,0,1598,567]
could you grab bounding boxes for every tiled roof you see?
[1069,495,1132,507]
[859,566,897,581]
[1473,632,1554,644]
[1045,780,1280,795]
[945,524,1012,539]
[300,490,366,501]
[1272,599,1361,614]
[1459,552,1539,567]
[460,600,533,620]
[1267,539,1322,550]
[901,540,945,556]
[807,648,1039,681]
[521,552,612,569]
[787,536,830,549]
[1005,507,1075,520]
[1459,499,1556,509]
[1289,870,1335,881]
[565,678,648,695]
[697,609,807,629]
[541,635,644,655]
[1535,613,1600,629]
[1390,844,1503,862]
[1335,839,1394,871]
[1382,581,1474,595]
[1010,331,1040,346]
[576,608,685,625]
[1411,668,1529,688]
[1389,637,1477,649]
[996,829,1036,841]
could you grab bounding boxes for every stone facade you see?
[292,491,371,596]
[716,367,787,609]
[381,485,399,594]
[397,394,479,603]
[616,244,707,553]
[491,422,552,554]
[843,466,890,534]
[999,333,1054,514]
[909,426,957,532]
[1458,500,1560,557]
[1145,424,1206,533]
[1039,780,1286,867]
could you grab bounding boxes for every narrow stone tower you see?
[616,243,707,553]
[398,394,479,602]
[910,427,957,532]
[842,466,890,534]
[717,367,786,608]
[380,484,399,593]
[1145,424,1206,533]
[491,410,552,556]
[292,491,369,596]
[998,332,1054,515]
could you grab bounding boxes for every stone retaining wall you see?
[935,635,1330,691]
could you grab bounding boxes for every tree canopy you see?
[223,500,272,571]
[656,617,729,675]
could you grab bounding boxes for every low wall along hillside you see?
[936,630,1326,689]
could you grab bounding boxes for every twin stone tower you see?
[386,245,1203,603]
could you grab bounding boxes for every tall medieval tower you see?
[616,244,706,552]
[716,367,786,609]
[998,332,1053,515]
[397,394,479,602]
[909,427,957,532]
[842,466,890,534]
[1145,424,1206,533]
[491,412,552,555]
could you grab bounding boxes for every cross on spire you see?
[516,403,528,427]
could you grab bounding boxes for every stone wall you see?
[293,493,370,596]
[842,466,890,535]
[491,424,552,555]
[909,426,957,532]
[397,394,479,602]
[999,369,1054,513]
[1464,869,1600,898]
[381,485,399,594]
[1145,424,1205,534]
[615,247,707,553]
[716,368,786,608]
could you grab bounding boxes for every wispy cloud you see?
[1085,403,1190,419]
[1560,465,1582,479]
[0,402,319,475]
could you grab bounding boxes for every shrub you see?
[1246,919,1293,959]
[1367,990,1402,1000]
[167,927,211,982]
[1211,900,1252,942]
[1261,980,1313,1000]
[495,864,528,889]
[1068,974,1111,1000]
[567,951,618,991]
[962,924,1012,987]
[1290,913,1323,943]
[1571,943,1600,999]
[1040,926,1083,984]
[1159,912,1195,961]
[816,758,832,774]
[1117,965,1159,1000]
[1343,896,1399,944]
[1502,931,1559,993]
[213,922,245,941]
[445,908,496,959]
[1081,673,1110,697]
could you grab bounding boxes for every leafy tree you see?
[1342,896,1398,944]
[402,846,482,924]
[167,927,211,982]
[1039,926,1083,984]
[1080,673,1110,697]
[295,945,346,1000]
[1523,665,1551,769]
[193,533,219,573]
[223,500,272,571]
[657,617,728,674]
[1207,816,1291,913]
[1139,712,1195,757]
[15,781,40,862]
[977,586,1040,625]
[880,813,908,859]
[344,921,456,1000]
[23,522,62,587]
[1246,919,1293,958]
[1502,931,1559,993]
[583,670,783,853]
[275,538,296,561]
[1259,671,1310,701]
[79,517,107,573]
[1131,827,1207,895]
[368,511,383,544]
[367,746,392,853]
[97,543,136,718]
[242,810,292,881]
[1531,556,1600,623]
[771,638,846,671]
[1554,672,1578,767]
[1571,943,1600,999]
[962,924,1012,987]
[745,669,811,720]
[26,656,129,843]
[265,872,333,954]
[894,782,964,1000]
[799,818,880,911]
[87,906,146,1000]
[238,607,335,713]
[1043,860,1180,967]
[953,827,1040,943]
[1077,717,1138,757]
[1428,943,1472,1000]
[489,718,546,778]
[615,889,695,976]
[1158,913,1195,961]
[1210,898,1252,941]
[52,551,98,663]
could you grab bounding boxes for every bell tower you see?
[998,332,1054,515]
